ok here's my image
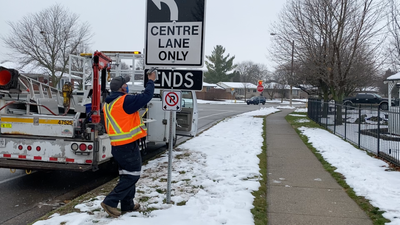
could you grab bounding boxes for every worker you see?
[101,70,156,218]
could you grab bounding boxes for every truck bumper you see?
[0,158,93,172]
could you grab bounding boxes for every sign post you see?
[146,0,206,204]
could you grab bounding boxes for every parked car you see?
[343,93,395,110]
[246,96,266,105]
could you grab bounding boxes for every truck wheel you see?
[343,101,353,107]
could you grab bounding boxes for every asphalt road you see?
[0,102,279,225]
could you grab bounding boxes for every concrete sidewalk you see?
[266,109,372,225]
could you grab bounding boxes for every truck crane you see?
[0,51,198,173]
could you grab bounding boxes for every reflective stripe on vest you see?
[103,96,147,145]
[119,169,141,176]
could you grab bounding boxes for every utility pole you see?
[290,40,294,107]
[270,33,294,107]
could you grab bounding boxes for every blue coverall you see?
[102,80,154,211]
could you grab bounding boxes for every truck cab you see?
[343,93,392,110]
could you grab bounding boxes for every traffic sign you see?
[257,85,264,92]
[144,69,203,90]
[145,0,206,67]
[162,91,182,111]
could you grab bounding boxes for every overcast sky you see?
[0,0,286,70]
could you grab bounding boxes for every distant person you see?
[101,70,156,218]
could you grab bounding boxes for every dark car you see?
[246,96,266,105]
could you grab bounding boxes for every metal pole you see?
[334,103,337,134]
[166,109,173,204]
[344,106,347,140]
[269,33,294,107]
[166,75,175,203]
[358,105,361,148]
[377,107,380,156]
[290,40,294,107]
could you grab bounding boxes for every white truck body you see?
[0,52,198,172]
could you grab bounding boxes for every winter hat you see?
[110,75,130,92]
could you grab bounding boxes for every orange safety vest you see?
[103,95,147,146]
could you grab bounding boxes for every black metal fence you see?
[308,99,400,167]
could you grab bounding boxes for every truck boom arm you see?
[92,51,111,123]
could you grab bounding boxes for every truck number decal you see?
[58,120,73,125]
[1,123,12,128]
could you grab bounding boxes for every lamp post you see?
[289,40,294,107]
[270,33,294,107]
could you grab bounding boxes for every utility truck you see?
[0,51,198,172]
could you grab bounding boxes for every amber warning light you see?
[0,66,20,90]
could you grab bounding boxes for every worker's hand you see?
[148,71,157,81]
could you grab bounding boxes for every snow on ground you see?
[33,100,400,225]
[33,104,279,225]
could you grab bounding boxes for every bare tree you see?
[388,0,400,70]
[273,66,291,102]
[271,0,386,103]
[1,4,92,88]
[264,81,280,100]
[236,61,269,83]
[271,0,386,123]
[235,61,269,100]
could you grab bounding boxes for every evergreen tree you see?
[204,45,236,83]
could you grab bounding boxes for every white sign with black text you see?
[145,0,206,67]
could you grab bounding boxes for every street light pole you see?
[290,40,294,107]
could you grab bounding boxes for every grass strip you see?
[251,116,268,225]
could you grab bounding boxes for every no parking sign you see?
[162,91,182,112]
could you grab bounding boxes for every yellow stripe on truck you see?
[1,117,72,125]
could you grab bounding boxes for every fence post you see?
[334,103,337,134]
[325,102,328,129]
[358,105,361,149]
[317,100,321,125]
[377,107,380,156]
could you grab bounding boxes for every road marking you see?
[199,111,234,120]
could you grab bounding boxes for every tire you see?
[262,102,265,105]
[380,102,388,110]
[343,101,353,107]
